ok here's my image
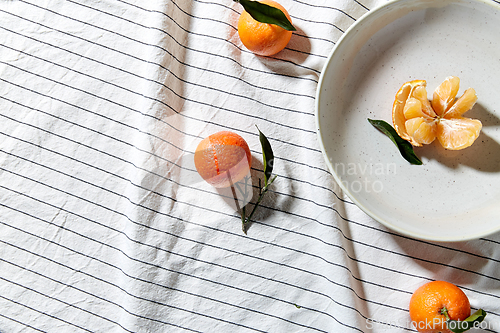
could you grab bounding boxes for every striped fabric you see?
[0,0,499,332]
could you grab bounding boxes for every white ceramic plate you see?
[316,0,500,241]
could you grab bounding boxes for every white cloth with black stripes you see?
[0,0,499,332]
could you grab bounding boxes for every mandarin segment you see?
[432,76,460,116]
[437,117,482,150]
[445,88,478,118]
[405,118,436,145]
[392,76,481,151]
[403,98,425,119]
[412,85,436,118]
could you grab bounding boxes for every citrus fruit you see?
[237,0,293,56]
[392,76,482,150]
[194,131,252,188]
[409,280,471,333]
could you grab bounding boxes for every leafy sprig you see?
[236,127,277,234]
[234,0,296,31]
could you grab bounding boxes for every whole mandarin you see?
[409,281,471,333]
[237,0,293,56]
[194,131,252,188]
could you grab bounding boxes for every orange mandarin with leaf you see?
[237,0,293,56]
[409,281,471,333]
[194,131,252,188]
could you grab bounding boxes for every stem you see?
[241,205,247,234]
[228,172,242,215]
[235,175,252,234]
[245,187,266,223]
[441,306,451,321]
[242,175,276,232]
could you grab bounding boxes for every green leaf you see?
[256,126,274,185]
[235,0,296,31]
[447,309,487,333]
[368,119,423,165]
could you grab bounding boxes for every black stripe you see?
[0,293,93,332]
[292,0,357,20]
[0,312,47,333]
[352,0,370,11]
